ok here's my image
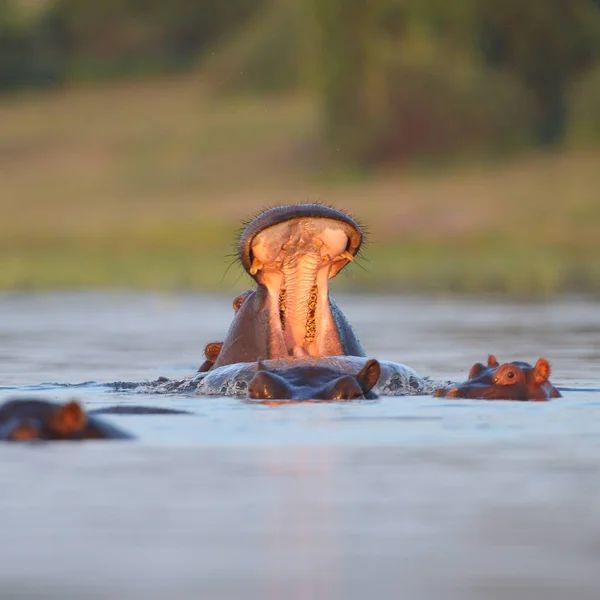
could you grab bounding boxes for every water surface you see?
[1,292,599,599]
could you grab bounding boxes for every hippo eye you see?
[494,366,523,385]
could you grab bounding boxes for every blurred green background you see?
[2,0,600,296]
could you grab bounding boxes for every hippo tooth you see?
[340,250,354,262]
[249,258,264,275]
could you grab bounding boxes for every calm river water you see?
[1,292,599,599]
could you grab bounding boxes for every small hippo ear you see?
[198,342,223,372]
[533,358,551,384]
[48,400,87,436]
[488,355,499,367]
[357,359,381,394]
[233,291,252,312]
[204,342,223,362]
[468,362,485,379]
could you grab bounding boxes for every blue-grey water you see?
[1,292,599,599]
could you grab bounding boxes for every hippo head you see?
[212,204,366,368]
[0,399,132,441]
[434,355,562,401]
[248,358,381,402]
[0,399,90,440]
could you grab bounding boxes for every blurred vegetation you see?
[310,0,600,162]
[1,78,599,296]
[2,0,600,162]
[0,0,265,85]
[2,0,600,295]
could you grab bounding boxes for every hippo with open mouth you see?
[182,204,433,399]
[214,204,366,366]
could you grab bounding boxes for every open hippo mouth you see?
[212,205,366,368]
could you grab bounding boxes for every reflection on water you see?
[0,292,599,599]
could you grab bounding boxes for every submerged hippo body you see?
[212,205,366,369]
[434,355,561,401]
[0,399,192,441]
[0,399,132,441]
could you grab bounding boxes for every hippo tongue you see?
[250,218,355,357]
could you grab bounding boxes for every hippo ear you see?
[198,342,223,372]
[356,359,381,394]
[533,358,551,384]
[204,342,223,362]
[488,355,499,367]
[47,400,87,436]
[468,362,486,379]
[233,291,252,312]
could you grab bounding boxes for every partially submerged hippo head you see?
[248,358,381,402]
[0,399,131,441]
[212,204,366,368]
[434,355,561,401]
[194,355,431,398]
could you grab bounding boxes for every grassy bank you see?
[1,75,599,296]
